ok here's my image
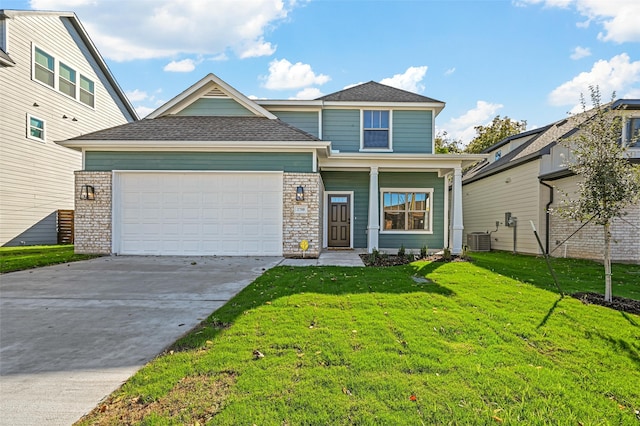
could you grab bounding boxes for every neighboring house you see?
[0,10,137,246]
[58,73,485,257]
[462,100,640,263]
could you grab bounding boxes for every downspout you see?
[539,180,553,255]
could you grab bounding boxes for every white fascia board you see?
[147,73,277,120]
[256,100,323,108]
[319,153,487,170]
[56,139,331,155]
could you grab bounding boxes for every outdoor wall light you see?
[80,184,95,200]
[296,185,305,201]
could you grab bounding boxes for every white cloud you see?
[134,105,155,118]
[263,59,330,90]
[163,58,197,72]
[570,46,591,60]
[125,89,148,102]
[30,0,298,61]
[444,67,456,76]
[440,101,504,144]
[379,66,428,93]
[289,87,323,100]
[519,0,640,43]
[548,53,640,110]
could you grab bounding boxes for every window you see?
[34,47,54,87]
[80,75,95,107]
[626,118,640,148]
[59,62,76,98]
[363,110,390,149]
[381,189,432,232]
[27,115,45,141]
[495,150,502,161]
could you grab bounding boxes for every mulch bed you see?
[572,292,640,316]
[359,253,468,267]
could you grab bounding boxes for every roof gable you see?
[318,81,443,104]
[147,73,277,119]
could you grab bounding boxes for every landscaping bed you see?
[573,292,640,315]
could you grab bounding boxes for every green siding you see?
[392,110,433,154]
[273,111,319,137]
[176,98,254,116]
[322,109,360,152]
[321,171,369,248]
[85,152,313,172]
[378,172,445,249]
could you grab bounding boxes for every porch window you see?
[363,110,390,149]
[381,189,432,232]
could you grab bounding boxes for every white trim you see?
[323,190,354,249]
[443,172,450,250]
[360,109,393,151]
[379,187,434,234]
[26,113,46,142]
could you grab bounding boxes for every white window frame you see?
[58,61,77,99]
[624,116,640,148]
[79,74,95,108]
[360,109,393,152]
[26,114,46,142]
[380,187,433,234]
[31,44,96,109]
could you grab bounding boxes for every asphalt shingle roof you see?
[317,81,442,103]
[68,116,321,142]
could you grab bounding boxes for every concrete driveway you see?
[0,255,282,425]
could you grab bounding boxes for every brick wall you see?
[549,175,640,263]
[74,171,112,254]
[282,173,323,257]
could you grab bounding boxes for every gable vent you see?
[203,86,229,98]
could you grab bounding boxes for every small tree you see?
[555,87,640,302]
[464,115,527,154]
[435,131,462,154]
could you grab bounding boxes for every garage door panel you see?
[116,172,283,256]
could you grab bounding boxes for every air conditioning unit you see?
[467,232,491,251]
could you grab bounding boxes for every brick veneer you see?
[74,171,112,254]
[282,173,323,258]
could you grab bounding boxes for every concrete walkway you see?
[280,249,366,267]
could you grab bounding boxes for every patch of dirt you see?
[76,371,236,425]
[572,292,640,316]
[360,253,469,267]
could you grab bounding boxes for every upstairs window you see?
[495,150,502,161]
[381,189,432,232]
[80,75,95,107]
[34,47,54,87]
[59,62,77,98]
[363,110,390,149]
[627,117,640,148]
[27,114,45,141]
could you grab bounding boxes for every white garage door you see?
[114,172,283,256]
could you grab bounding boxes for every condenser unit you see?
[467,232,491,252]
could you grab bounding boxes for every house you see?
[462,100,640,263]
[58,73,485,257]
[0,10,137,246]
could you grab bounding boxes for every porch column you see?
[367,166,379,253]
[451,166,464,255]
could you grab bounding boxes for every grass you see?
[0,245,99,273]
[78,254,640,425]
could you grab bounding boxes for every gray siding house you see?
[462,100,640,263]
[0,9,137,246]
[60,73,485,257]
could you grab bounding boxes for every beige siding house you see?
[463,101,640,263]
[0,10,137,246]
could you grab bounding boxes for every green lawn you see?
[78,254,640,425]
[0,245,98,273]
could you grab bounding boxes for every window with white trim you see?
[34,47,54,87]
[27,114,45,141]
[626,117,640,148]
[32,45,96,108]
[363,110,390,149]
[381,189,433,232]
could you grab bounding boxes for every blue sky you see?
[4,0,640,144]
